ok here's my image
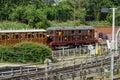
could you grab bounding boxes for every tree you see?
[54,0,73,22]
[86,0,112,21]
[9,4,50,29]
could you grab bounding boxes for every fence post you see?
[100,58,104,80]
[83,69,87,80]
[11,68,14,76]
[72,58,75,80]
[20,66,23,80]
[68,48,70,57]
[54,72,58,80]
[44,59,48,80]
[44,58,52,80]
[35,66,38,78]
[80,61,83,80]
[116,59,119,74]
[59,73,63,80]
[27,67,30,80]
[11,68,14,80]
[20,66,22,74]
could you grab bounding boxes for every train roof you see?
[47,26,94,30]
[0,29,46,33]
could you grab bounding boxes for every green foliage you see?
[8,5,50,29]
[85,21,111,26]
[106,10,120,26]
[0,45,14,62]
[116,12,120,25]
[13,42,52,63]
[0,0,120,28]
[75,8,86,21]
[0,21,30,30]
[49,20,83,27]
[56,1,73,22]
[0,42,52,64]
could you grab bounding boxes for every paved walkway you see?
[0,62,44,68]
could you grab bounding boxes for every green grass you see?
[49,20,85,27]
[49,20,111,27]
[0,21,31,30]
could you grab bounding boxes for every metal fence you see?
[1,53,120,80]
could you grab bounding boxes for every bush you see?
[0,42,52,64]
[0,45,14,62]
[13,42,52,63]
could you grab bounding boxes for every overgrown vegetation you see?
[0,42,52,64]
[0,0,120,29]
[0,21,30,30]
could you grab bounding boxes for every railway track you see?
[0,53,120,80]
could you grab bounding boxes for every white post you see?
[112,8,116,41]
[110,8,117,80]
[62,47,64,56]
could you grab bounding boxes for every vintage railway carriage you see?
[47,26,97,48]
[0,29,47,45]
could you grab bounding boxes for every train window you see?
[36,32,42,38]
[2,35,6,40]
[79,30,81,34]
[90,30,92,32]
[6,35,9,40]
[12,33,20,39]
[36,33,39,38]
[43,34,45,38]
[88,30,93,35]
[20,33,22,39]
[64,36,67,41]
[72,30,74,34]
[58,31,62,36]
[12,33,14,39]
[50,31,53,34]
[59,37,61,41]
[84,30,87,35]
[6,33,9,40]
[25,33,27,38]
[32,32,34,38]
[28,34,31,38]
[0,34,1,40]
[68,30,70,34]
[16,34,19,39]
[40,34,42,38]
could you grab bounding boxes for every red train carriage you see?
[0,29,47,45]
[47,26,98,48]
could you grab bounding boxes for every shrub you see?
[13,42,52,63]
[0,42,52,64]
